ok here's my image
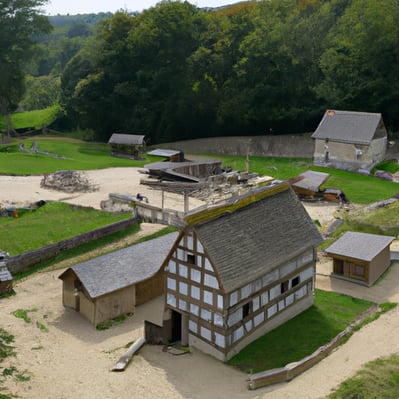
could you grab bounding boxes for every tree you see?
[0,0,52,135]
[315,0,399,129]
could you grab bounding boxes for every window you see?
[242,303,251,319]
[187,254,195,264]
[291,276,300,288]
[281,280,289,294]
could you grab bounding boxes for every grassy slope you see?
[227,290,374,373]
[0,106,60,131]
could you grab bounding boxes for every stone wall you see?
[153,134,315,158]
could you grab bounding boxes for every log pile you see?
[40,171,98,193]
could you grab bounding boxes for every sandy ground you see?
[2,168,399,399]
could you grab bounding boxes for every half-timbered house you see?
[154,182,323,361]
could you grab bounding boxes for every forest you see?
[2,0,399,144]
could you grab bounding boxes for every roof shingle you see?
[190,184,323,293]
[311,110,384,144]
[325,232,395,261]
[59,232,178,299]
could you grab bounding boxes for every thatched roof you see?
[185,183,323,293]
[59,232,178,299]
[325,232,395,261]
[311,110,385,145]
[108,134,146,145]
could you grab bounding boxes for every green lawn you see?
[0,136,158,174]
[0,105,61,131]
[198,154,399,205]
[329,353,399,399]
[227,290,375,373]
[0,202,132,255]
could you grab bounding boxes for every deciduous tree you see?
[0,0,52,135]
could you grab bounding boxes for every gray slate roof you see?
[292,170,330,192]
[311,110,383,145]
[192,184,323,293]
[108,134,146,145]
[147,149,182,158]
[59,232,178,299]
[325,232,395,261]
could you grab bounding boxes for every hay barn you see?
[108,133,146,159]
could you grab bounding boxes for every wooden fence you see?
[247,305,380,390]
[6,217,138,275]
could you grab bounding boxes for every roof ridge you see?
[184,182,290,226]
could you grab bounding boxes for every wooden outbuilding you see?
[312,110,388,171]
[146,182,323,361]
[59,232,178,326]
[290,170,348,204]
[108,133,146,159]
[325,232,395,286]
[290,170,330,200]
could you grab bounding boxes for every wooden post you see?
[184,191,189,213]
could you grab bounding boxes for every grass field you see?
[0,136,157,174]
[227,290,376,373]
[328,353,399,398]
[0,202,132,256]
[0,106,61,131]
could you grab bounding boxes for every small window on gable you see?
[187,254,195,264]
[292,276,300,288]
[281,280,289,294]
[242,303,251,319]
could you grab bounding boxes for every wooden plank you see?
[111,336,146,372]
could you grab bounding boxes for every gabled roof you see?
[311,110,384,145]
[291,170,330,192]
[108,134,146,145]
[324,232,395,261]
[185,183,323,293]
[59,232,178,299]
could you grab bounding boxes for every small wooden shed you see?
[59,232,177,326]
[290,170,330,199]
[312,110,388,171]
[325,232,395,286]
[108,133,146,159]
